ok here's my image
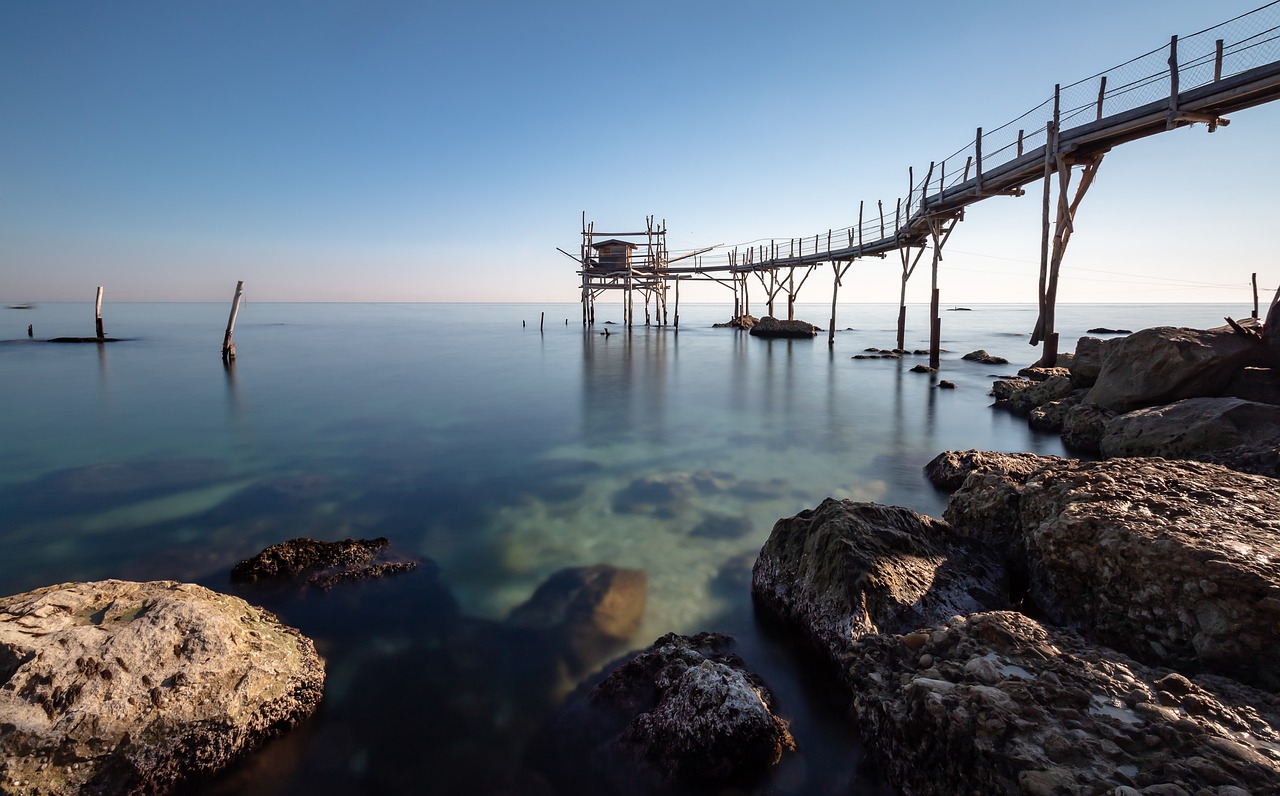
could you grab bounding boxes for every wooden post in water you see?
[540,311,545,331]
[1253,273,1260,319]
[94,286,105,340]
[222,281,244,361]
[674,276,680,328]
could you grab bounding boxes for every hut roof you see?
[591,239,639,250]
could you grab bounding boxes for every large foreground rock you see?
[1100,396,1280,459]
[751,499,1007,668]
[945,457,1280,690]
[546,632,794,794]
[0,580,324,795]
[847,611,1280,794]
[1085,324,1264,412]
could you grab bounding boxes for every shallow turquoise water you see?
[0,301,1247,794]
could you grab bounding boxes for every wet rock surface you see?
[711,314,758,329]
[545,632,794,795]
[993,374,1075,415]
[751,498,1007,668]
[945,457,1280,690]
[748,316,819,338]
[846,611,1280,795]
[0,580,324,796]
[229,536,417,589]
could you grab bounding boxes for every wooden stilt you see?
[1253,273,1260,319]
[94,286,105,340]
[221,280,244,361]
[829,262,840,347]
[674,276,680,328]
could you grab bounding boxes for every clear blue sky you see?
[2,1,1277,306]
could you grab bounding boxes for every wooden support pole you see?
[540,311,545,331]
[221,280,244,361]
[1214,39,1224,82]
[857,201,864,252]
[1168,35,1180,126]
[1017,130,1024,158]
[829,262,841,347]
[878,200,885,239]
[1253,272,1260,319]
[674,276,680,328]
[1096,75,1107,120]
[975,128,984,193]
[94,286,105,340]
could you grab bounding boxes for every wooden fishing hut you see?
[577,214,672,327]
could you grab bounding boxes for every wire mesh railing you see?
[683,1,1280,273]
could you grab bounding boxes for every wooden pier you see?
[573,2,1280,366]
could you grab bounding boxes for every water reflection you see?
[580,328,669,446]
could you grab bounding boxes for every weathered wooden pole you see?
[929,229,942,370]
[674,276,680,328]
[828,262,842,347]
[1253,273,1260,319]
[94,286,105,340]
[540,311,545,331]
[221,280,244,361]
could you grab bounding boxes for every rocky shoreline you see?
[3,317,1279,794]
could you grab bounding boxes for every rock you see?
[1070,336,1106,387]
[1099,397,1280,460]
[1223,366,1280,405]
[712,314,758,329]
[944,457,1280,689]
[991,377,1034,403]
[1085,324,1267,412]
[910,364,936,373]
[924,450,1061,493]
[229,537,417,589]
[1087,327,1133,334]
[993,375,1075,415]
[1017,366,1071,382]
[507,564,647,676]
[547,632,794,794]
[0,580,324,796]
[1196,441,1280,478]
[962,350,1009,365]
[751,498,1007,668]
[1061,402,1117,454]
[846,611,1280,795]
[938,380,956,389]
[1028,392,1084,433]
[748,316,818,338]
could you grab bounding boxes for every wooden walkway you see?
[578,2,1280,366]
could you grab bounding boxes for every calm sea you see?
[0,301,1250,794]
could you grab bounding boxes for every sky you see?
[2,0,1278,306]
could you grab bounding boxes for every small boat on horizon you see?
[7,303,35,310]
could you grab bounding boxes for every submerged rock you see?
[847,611,1280,794]
[506,564,647,677]
[547,632,794,794]
[945,456,1280,690]
[229,536,417,589]
[751,498,1007,668]
[748,316,819,338]
[0,580,324,796]
[1016,365,1070,382]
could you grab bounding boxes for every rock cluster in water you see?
[0,580,324,795]
[747,316,819,338]
[230,536,417,590]
[754,454,1280,792]
[992,319,1280,472]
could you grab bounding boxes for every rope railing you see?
[678,1,1280,273]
